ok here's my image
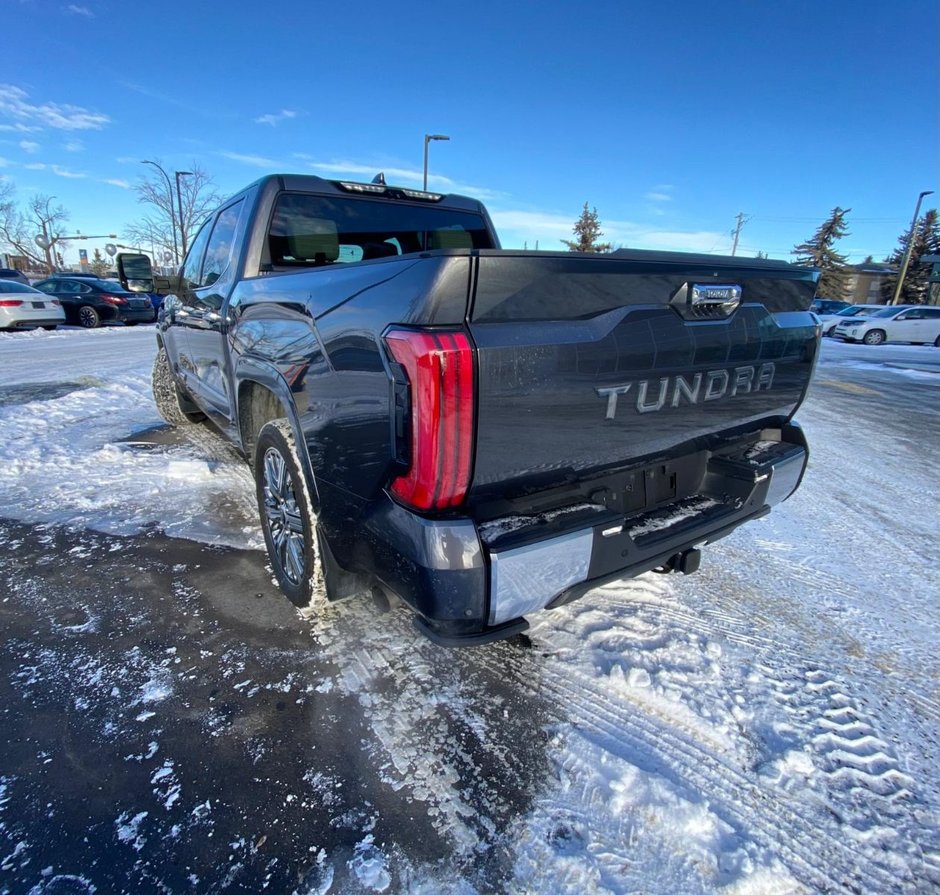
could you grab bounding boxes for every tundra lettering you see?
[597,363,776,420]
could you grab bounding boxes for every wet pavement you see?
[0,521,552,894]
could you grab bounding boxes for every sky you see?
[1,0,937,268]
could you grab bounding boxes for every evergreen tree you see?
[563,202,612,253]
[792,207,852,299]
[880,208,940,304]
[90,248,109,277]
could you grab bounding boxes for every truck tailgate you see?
[466,251,818,501]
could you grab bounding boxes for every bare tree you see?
[0,183,71,272]
[124,162,222,267]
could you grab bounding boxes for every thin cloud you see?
[65,4,94,16]
[491,206,726,254]
[645,191,672,202]
[0,123,40,134]
[64,139,83,152]
[254,109,298,126]
[0,84,109,131]
[23,162,87,179]
[218,150,280,168]
[103,178,131,189]
[19,140,40,154]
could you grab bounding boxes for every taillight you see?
[99,294,128,305]
[384,328,474,510]
[51,299,61,305]
[0,299,24,307]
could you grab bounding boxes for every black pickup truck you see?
[143,174,819,645]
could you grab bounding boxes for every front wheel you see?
[255,420,325,609]
[78,305,100,328]
[862,329,886,345]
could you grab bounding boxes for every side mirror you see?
[116,253,155,293]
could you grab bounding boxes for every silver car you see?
[0,280,66,331]
[833,304,940,346]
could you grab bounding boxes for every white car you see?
[817,303,885,336]
[833,304,940,346]
[0,280,65,331]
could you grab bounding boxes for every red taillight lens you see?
[51,299,61,306]
[100,294,128,305]
[0,299,24,307]
[384,328,474,510]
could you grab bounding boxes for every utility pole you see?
[890,189,934,305]
[730,212,749,256]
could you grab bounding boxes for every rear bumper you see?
[118,307,156,323]
[356,422,808,646]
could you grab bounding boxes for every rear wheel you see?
[78,305,100,328]
[151,345,205,426]
[862,329,886,345]
[254,419,324,610]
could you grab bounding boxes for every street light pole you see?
[175,170,193,257]
[142,160,179,267]
[891,190,935,305]
[423,133,450,191]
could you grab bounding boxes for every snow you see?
[0,327,261,549]
[1,328,939,893]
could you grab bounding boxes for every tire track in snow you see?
[486,637,912,894]
[303,586,909,893]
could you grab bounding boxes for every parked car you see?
[0,267,31,287]
[810,298,852,315]
[817,303,884,336]
[0,280,66,331]
[832,304,940,345]
[32,276,155,328]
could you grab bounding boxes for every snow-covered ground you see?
[1,327,938,894]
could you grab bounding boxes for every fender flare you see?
[233,356,321,510]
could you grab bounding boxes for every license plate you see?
[31,301,45,309]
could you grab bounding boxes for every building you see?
[844,260,895,305]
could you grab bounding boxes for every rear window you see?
[0,281,38,293]
[267,193,494,267]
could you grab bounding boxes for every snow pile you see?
[0,330,261,548]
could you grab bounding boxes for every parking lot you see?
[1,328,939,894]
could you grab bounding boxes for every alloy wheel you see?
[262,446,306,585]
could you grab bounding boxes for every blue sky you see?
[2,0,937,267]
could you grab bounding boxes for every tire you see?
[254,419,325,609]
[935,335,940,348]
[862,329,886,345]
[78,305,100,328]
[151,346,205,426]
